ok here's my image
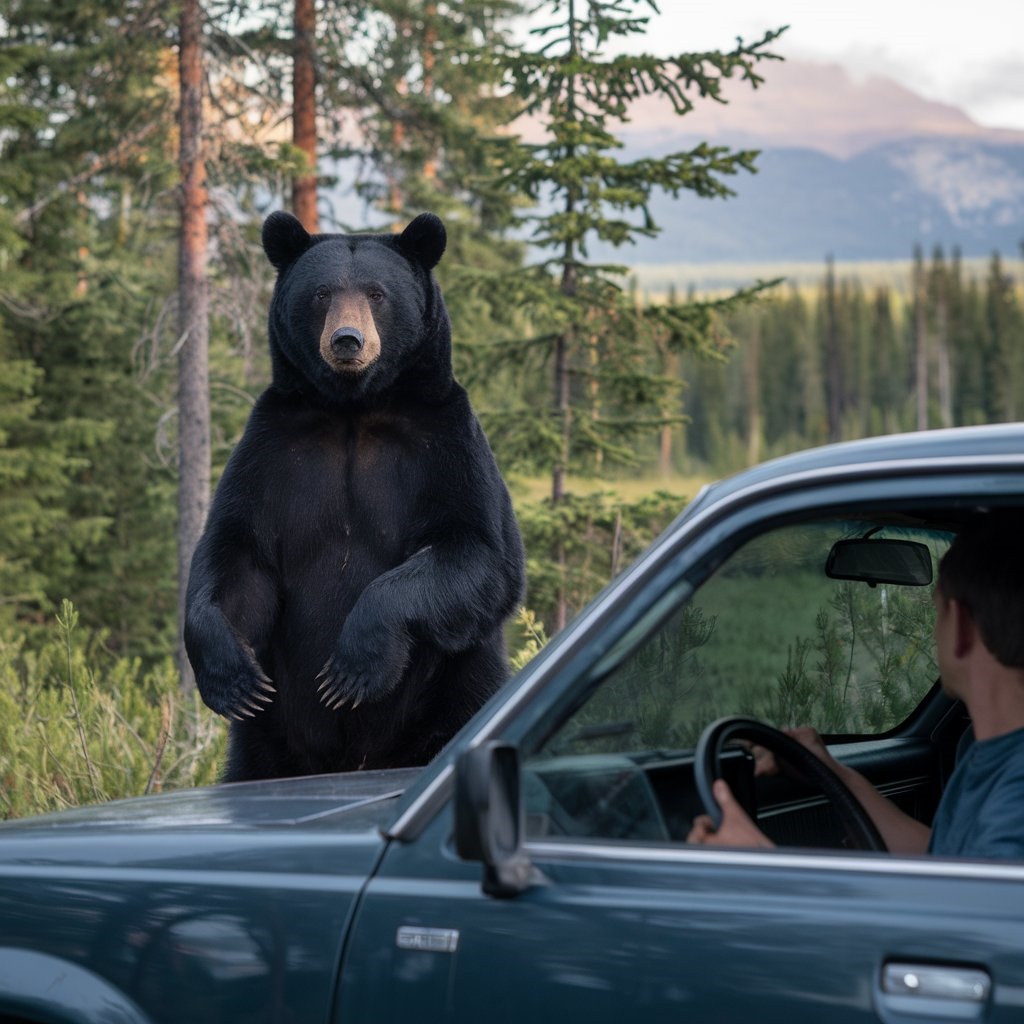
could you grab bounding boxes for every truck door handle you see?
[878,962,991,1022]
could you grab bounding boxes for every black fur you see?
[185,212,525,781]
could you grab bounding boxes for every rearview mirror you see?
[825,538,933,587]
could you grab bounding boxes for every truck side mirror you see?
[454,741,535,898]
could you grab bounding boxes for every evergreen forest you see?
[1,0,1021,817]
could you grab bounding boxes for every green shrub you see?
[0,600,225,820]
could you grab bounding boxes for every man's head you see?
[936,511,1024,678]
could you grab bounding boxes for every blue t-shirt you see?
[929,726,1024,859]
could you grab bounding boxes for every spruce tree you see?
[479,1,783,627]
[0,0,286,663]
[0,0,180,654]
[985,252,1024,422]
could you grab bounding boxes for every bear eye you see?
[313,285,330,303]
[367,287,386,303]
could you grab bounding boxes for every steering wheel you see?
[694,716,887,852]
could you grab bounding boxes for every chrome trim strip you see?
[388,453,1024,841]
[386,763,453,838]
[524,839,1024,881]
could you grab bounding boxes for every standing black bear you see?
[185,211,525,782]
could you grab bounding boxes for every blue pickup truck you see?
[2,424,1023,1024]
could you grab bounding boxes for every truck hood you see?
[0,769,428,1019]
[0,767,422,837]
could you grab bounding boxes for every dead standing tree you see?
[176,0,211,692]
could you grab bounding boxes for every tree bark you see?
[293,0,319,232]
[422,3,438,183]
[177,0,211,693]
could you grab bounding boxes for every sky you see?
[597,0,1024,130]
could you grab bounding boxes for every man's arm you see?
[781,727,932,854]
[688,727,932,854]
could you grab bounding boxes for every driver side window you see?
[523,519,947,843]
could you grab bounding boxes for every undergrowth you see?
[0,600,225,820]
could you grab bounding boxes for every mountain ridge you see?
[615,59,1024,159]
[582,61,1024,265]
[592,136,1024,265]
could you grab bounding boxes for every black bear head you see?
[262,212,452,407]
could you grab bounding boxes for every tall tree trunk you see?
[389,75,408,216]
[293,0,319,232]
[177,0,211,693]
[422,3,438,183]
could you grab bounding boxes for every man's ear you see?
[951,598,979,659]
[398,213,446,271]
[262,211,311,271]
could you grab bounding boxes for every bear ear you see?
[398,213,447,271]
[262,211,312,271]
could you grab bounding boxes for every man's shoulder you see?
[931,727,1024,859]
[970,726,1024,775]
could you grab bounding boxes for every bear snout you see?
[330,327,365,360]
[318,293,381,373]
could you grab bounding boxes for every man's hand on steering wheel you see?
[692,716,888,852]
[688,779,775,848]
[749,725,841,780]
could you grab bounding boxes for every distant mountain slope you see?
[574,60,1024,264]
[597,138,1024,263]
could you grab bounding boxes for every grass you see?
[627,256,1024,300]
[507,471,714,505]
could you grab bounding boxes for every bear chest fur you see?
[256,404,434,592]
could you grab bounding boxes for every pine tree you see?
[929,246,953,428]
[821,255,843,441]
[0,0,285,666]
[869,286,901,435]
[473,0,782,627]
[0,0,180,654]
[985,252,1024,421]
[912,244,929,430]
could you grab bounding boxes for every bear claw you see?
[316,656,387,712]
[200,659,276,721]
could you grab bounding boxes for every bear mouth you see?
[322,350,376,374]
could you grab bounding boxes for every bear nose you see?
[329,327,364,359]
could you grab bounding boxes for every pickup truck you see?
[2,423,1023,1024]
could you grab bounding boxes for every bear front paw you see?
[197,651,276,721]
[316,629,408,711]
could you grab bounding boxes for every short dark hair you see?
[938,511,1024,669]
